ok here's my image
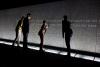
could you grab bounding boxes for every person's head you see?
[27,13,32,20]
[63,15,67,20]
[43,20,46,24]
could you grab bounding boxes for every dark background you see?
[0,0,62,10]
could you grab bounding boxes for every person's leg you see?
[65,35,71,57]
[67,41,71,57]
[23,33,28,49]
[12,31,18,46]
[17,30,21,46]
[40,34,44,51]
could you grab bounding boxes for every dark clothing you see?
[23,33,28,49]
[15,19,23,32]
[38,23,48,51]
[62,20,73,57]
[39,33,44,50]
[12,31,18,46]
[38,23,46,35]
[22,17,29,33]
[65,34,71,57]
[22,17,29,49]
[12,18,23,46]
[62,20,72,35]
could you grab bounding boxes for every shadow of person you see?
[62,15,73,58]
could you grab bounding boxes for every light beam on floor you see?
[94,57,100,62]
[75,54,94,61]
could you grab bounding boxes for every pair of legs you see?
[65,34,71,57]
[12,30,21,46]
[23,32,28,49]
[39,34,44,51]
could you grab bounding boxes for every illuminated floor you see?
[0,41,100,63]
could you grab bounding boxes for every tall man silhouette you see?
[62,15,73,57]
[22,13,32,50]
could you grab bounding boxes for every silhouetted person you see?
[12,16,24,47]
[22,13,32,50]
[38,20,48,52]
[62,15,73,57]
